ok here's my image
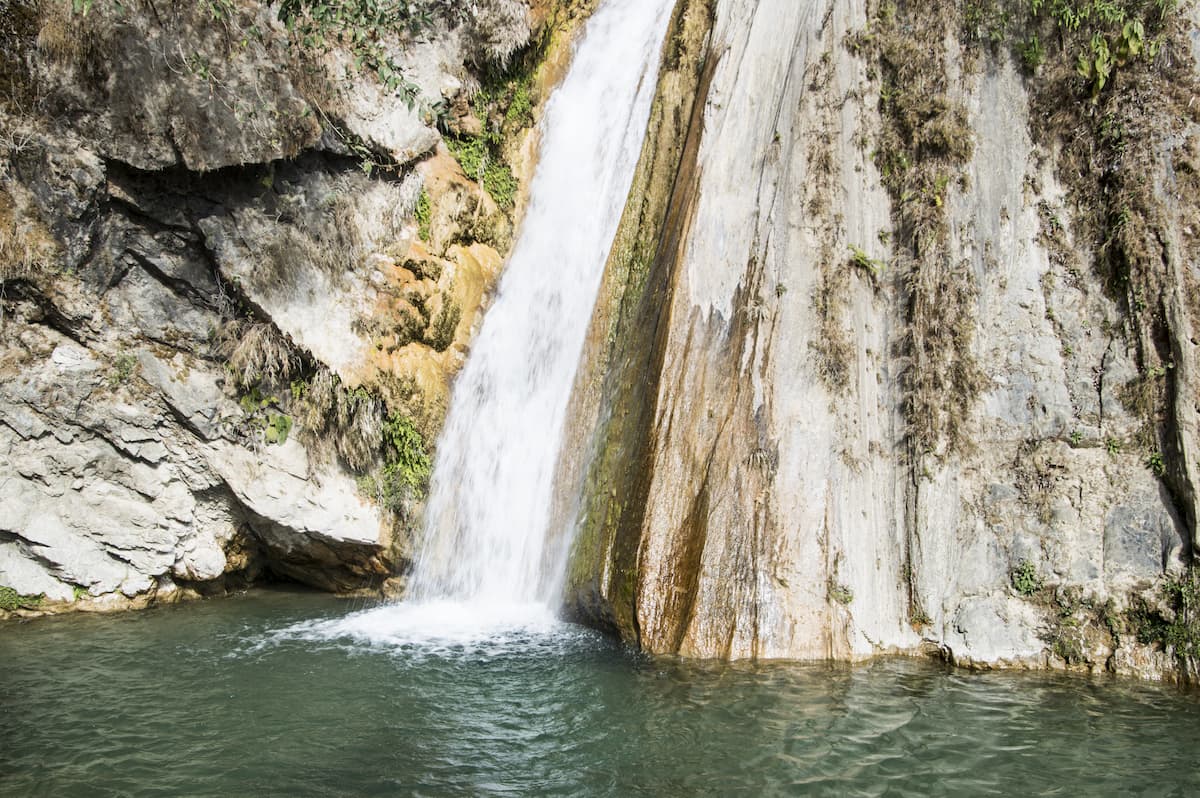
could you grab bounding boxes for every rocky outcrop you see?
[563,0,1200,681]
[0,0,584,615]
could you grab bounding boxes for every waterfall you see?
[406,0,674,610]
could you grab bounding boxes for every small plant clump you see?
[1159,569,1199,678]
[445,134,518,211]
[106,351,139,388]
[1011,560,1043,596]
[359,411,432,513]
[265,413,293,445]
[847,244,886,280]
[0,586,43,611]
[1124,568,1200,680]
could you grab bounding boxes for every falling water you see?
[406,0,674,612]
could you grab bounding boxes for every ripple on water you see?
[4,592,1200,798]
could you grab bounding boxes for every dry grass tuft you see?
[216,319,303,389]
[848,2,981,458]
[467,0,532,68]
[0,183,59,283]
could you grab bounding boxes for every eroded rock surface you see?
[0,0,558,614]
[563,0,1199,681]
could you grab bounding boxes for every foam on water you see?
[255,601,598,659]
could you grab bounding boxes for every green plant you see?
[1021,33,1046,70]
[265,414,293,445]
[1146,450,1165,476]
[1069,430,1083,447]
[1011,560,1043,596]
[1106,437,1121,455]
[446,134,518,210]
[0,586,43,611]
[238,385,277,415]
[1163,569,1200,676]
[381,412,431,491]
[847,244,886,278]
[359,411,432,513]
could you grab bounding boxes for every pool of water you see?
[2,589,1198,797]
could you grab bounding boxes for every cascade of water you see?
[406,0,674,610]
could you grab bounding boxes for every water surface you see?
[2,590,1198,797]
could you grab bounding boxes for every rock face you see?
[0,0,554,614]
[563,0,1200,681]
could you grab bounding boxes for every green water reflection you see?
[2,588,1198,797]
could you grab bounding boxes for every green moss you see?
[427,300,461,352]
[415,189,432,241]
[0,586,44,611]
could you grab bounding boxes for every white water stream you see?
[285,0,673,648]
[352,0,676,639]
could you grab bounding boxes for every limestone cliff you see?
[563,0,1200,682]
[0,0,585,614]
